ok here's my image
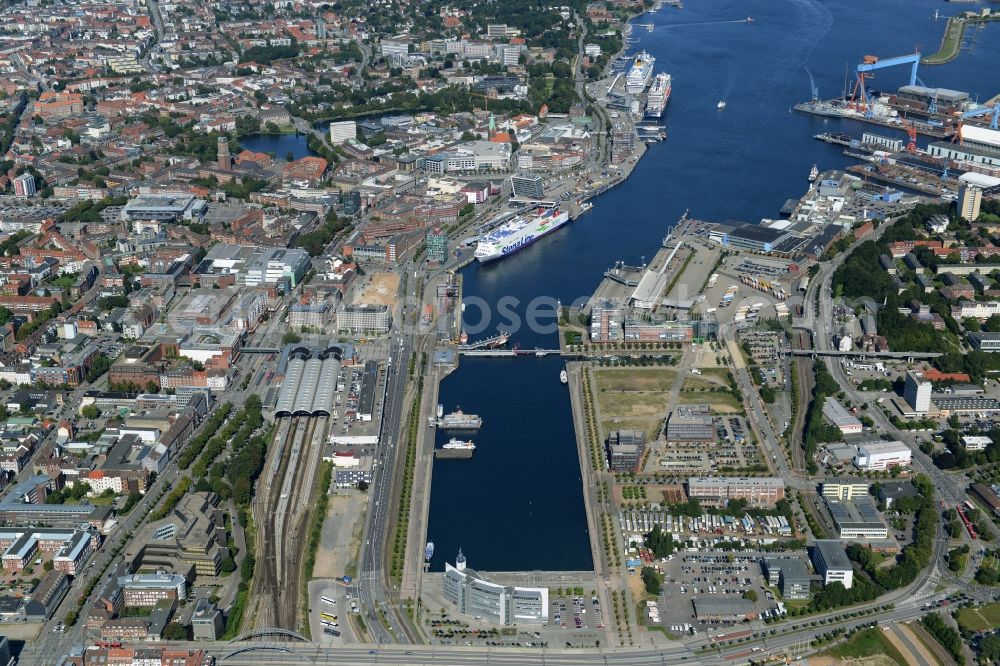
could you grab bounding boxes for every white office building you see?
[963,435,993,451]
[854,441,911,470]
[903,371,932,414]
[442,551,548,625]
[329,121,357,145]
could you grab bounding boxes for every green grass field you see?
[823,628,908,666]
[594,367,676,392]
[958,602,1000,632]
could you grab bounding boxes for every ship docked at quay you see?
[435,438,476,459]
[474,207,570,262]
[626,50,655,94]
[435,409,483,430]
[645,73,672,118]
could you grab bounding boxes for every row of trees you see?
[177,404,233,469]
[801,360,841,475]
[297,211,353,256]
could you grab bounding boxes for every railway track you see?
[789,329,813,473]
[248,414,329,632]
[249,416,297,630]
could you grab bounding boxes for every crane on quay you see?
[847,52,922,118]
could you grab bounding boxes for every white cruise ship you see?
[626,51,655,94]
[474,207,570,262]
[645,73,672,118]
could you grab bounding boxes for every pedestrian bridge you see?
[457,348,562,357]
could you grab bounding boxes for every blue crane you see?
[961,104,1000,130]
[849,53,922,118]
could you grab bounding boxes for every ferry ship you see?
[437,409,483,429]
[442,438,475,451]
[626,51,655,94]
[474,207,570,262]
[645,73,672,118]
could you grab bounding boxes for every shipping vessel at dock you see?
[435,438,476,459]
[626,51,655,94]
[474,207,570,262]
[437,409,483,430]
[645,73,672,118]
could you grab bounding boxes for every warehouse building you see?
[822,398,862,435]
[692,597,758,622]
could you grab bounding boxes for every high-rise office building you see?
[426,227,448,264]
[958,182,982,222]
[903,370,931,413]
[13,173,36,197]
[509,173,544,199]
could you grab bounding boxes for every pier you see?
[923,12,1000,65]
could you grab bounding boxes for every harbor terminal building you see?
[443,551,548,625]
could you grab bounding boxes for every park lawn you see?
[957,602,1000,632]
[823,628,908,666]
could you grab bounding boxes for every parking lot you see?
[655,551,795,635]
[307,580,359,644]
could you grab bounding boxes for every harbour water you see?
[238,0,1000,571]
[427,0,1000,571]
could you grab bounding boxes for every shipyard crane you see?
[902,120,918,154]
[848,52,922,118]
[961,103,1000,130]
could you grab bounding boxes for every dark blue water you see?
[239,132,317,160]
[426,0,1000,572]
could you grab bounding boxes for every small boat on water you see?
[425,542,434,561]
[717,100,727,110]
[560,369,568,384]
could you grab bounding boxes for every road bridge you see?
[781,348,942,360]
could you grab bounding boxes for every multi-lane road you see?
[355,314,416,645]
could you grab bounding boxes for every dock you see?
[794,102,953,138]
[845,163,953,197]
